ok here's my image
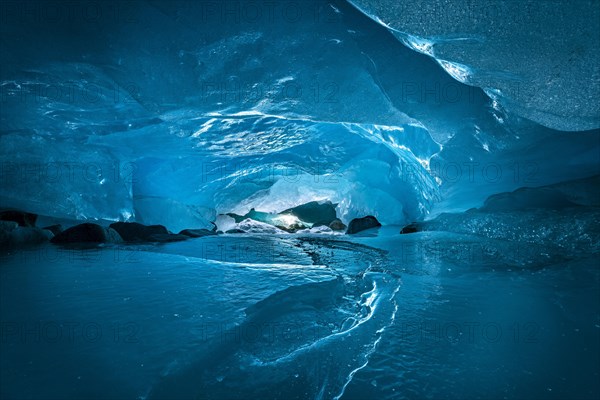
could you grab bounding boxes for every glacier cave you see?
[1,1,599,399]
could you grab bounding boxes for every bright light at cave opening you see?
[272,214,301,228]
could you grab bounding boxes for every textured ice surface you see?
[1,3,599,399]
[133,197,216,233]
[2,223,598,399]
[413,176,600,255]
[0,0,599,226]
[349,0,600,131]
[0,131,133,221]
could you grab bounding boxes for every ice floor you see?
[1,226,598,400]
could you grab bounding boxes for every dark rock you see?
[328,219,346,231]
[280,201,337,225]
[400,223,419,234]
[179,229,217,238]
[225,228,246,234]
[346,216,381,234]
[147,233,188,243]
[0,221,18,245]
[43,224,63,236]
[109,222,168,242]
[106,228,124,243]
[1,221,51,247]
[5,227,51,246]
[274,222,308,233]
[0,210,38,227]
[51,223,109,244]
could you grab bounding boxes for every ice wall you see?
[348,0,600,131]
[1,0,599,228]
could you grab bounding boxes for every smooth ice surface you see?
[1,227,598,399]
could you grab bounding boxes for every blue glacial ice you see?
[0,1,599,400]
[349,0,600,131]
[1,0,599,227]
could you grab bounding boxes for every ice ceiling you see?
[1,0,599,227]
